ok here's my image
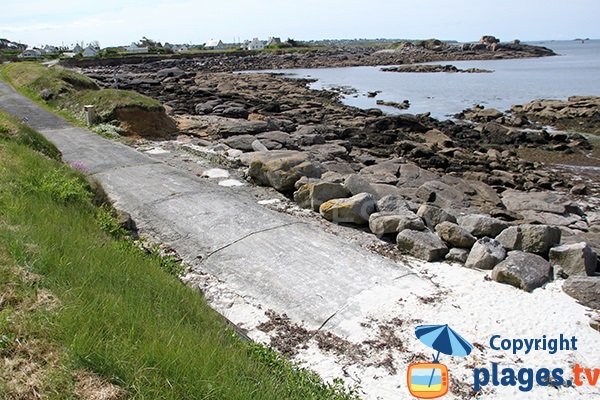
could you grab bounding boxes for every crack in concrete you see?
[200,221,308,263]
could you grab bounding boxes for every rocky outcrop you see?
[512,96,600,135]
[465,238,506,270]
[492,251,553,292]
[549,242,598,277]
[397,229,449,262]
[320,193,376,225]
[382,64,492,74]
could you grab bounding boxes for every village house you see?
[19,48,43,58]
[265,37,281,47]
[246,38,265,51]
[125,43,149,54]
[204,39,225,50]
[82,46,99,58]
[43,45,59,55]
[72,44,83,53]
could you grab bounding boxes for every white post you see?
[84,105,95,126]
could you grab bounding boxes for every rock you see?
[446,248,470,264]
[458,214,509,238]
[465,238,506,270]
[251,139,269,152]
[246,151,321,192]
[396,163,439,188]
[519,224,561,257]
[415,180,467,209]
[570,183,588,195]
[320,193,376,225]
[376,195,411,213]
[220,107,249,119]
[549,242,597,277]
[218,120,270,137]
[116,210,137,233]
[294,182,350,211]
[562,276,600,309]
[345,174,405,200]
[435,222,477,248]
[397,229,449,262]
[501,189,569,214]
[417,204,457,229]
[492,251,553,292]
[519,210,581,227]
[369,212,403,236]
[495,226,522,250]
[397,211,426,232]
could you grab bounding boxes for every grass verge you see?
[0,111,359,399]
[0,62,167,136]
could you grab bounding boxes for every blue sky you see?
[1,0,599,47]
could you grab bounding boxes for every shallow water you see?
[269,40,600,120]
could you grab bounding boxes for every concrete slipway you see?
[1,81,598,400]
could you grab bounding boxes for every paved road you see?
[0,80,427,332]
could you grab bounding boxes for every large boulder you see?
[397,211,426,232]
[415,180,468,209]
[246,151,321,192]
[458,214,509,238]
[345,174,405,200]
[549,242,598,277]
[397,229,449,262]
[435,222,477,249]
[369,212,402,236]
[496,224,561,257]
[294,182,350,211]
[417,204,457,229]
[492,251,553,292]
[376,195,412,213]
[465,238,506,270]
[396,163,439,188]
[562,277,600,309]
[320,193,376,225]
[501,189,569,214]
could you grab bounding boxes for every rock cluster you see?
[382,64,492,74]
[512,96,600,135]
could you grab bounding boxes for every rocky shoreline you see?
[70,36,555,72]
[78,53,599,321]
[381,64,493,73]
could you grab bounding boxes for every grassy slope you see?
[0,62,162,122]
[0,111,358,399]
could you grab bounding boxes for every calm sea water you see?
[271,40,600,120]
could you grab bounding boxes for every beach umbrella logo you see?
[407,324,473,399]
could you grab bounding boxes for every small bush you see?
[39,168,92,204]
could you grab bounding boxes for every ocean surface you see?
[269,40,600,120]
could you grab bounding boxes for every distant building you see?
[173,45,189,53]
[43,45,59,55]
[19,48,43,58]
[125,43,149,54]
[82,46,99,58]
[246,38,265,51]
[72,44,83,53]
[204,39,225,50]
[265,37,281,47]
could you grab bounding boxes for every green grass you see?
[0,62,162,125]
[0,112,359,399]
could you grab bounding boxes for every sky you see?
[1,0,599,48]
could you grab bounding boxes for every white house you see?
[125,43,149,54]
[246,38,265,51]
[173,45,189,53]
[19,48,43,58]
[204,39,225,50]
[82,46,99,58]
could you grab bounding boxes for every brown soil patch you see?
[114,107,178,138]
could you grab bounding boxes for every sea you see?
[269,40,600,120]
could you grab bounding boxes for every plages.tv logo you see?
[407,324,473,399]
